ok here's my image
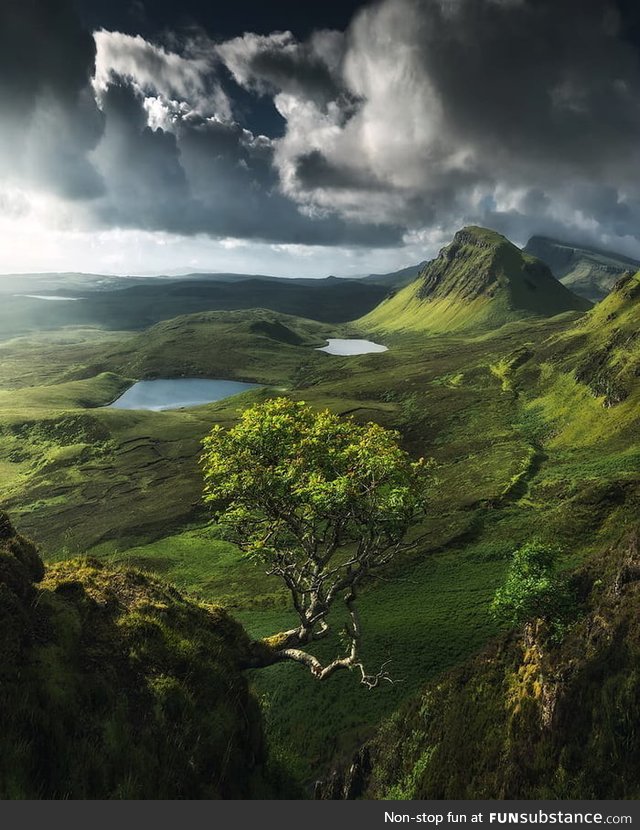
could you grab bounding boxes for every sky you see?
[2,0,640,277]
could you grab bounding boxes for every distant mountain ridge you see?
[0,275,390,340]
[524,235,640,302]
[361,226,591,334]
[359,261,428,289]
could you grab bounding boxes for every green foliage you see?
[1,253,639,789]
[202,397,429,565]
[491,541,575,635]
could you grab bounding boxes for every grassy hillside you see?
[540,270,640,409]
[320,529,640,799]
[0,512,280,799]
[2,303,639,786]
[1,246,639,792]
[361,227,590,335]
[0,311,339,555]
[525,235,640,302]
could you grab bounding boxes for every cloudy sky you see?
[2,0,640,277]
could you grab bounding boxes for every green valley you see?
[1,226,639,797]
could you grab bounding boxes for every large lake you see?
[108,378,261,411]
[317,338,388,355]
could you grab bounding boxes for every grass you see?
[361,226,589,335]
[0,276,639,790]
[354,530,640,799]
[525,234,640,301]
[0,513,279,799]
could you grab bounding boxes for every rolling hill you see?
[1,229,640,797]
[524,235,640,302]
[0,511,277,798]
[361,227,591,335]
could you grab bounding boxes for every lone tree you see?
[491,541,576,639]
[201,397,430,687]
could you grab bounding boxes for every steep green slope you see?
[525,235,640,302]
[361,227,591,334]
[0,512,275,799]
[1,291,639,789]
[318,530,640,800]
[542,271,640,409]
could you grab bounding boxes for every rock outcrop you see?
[316,530,640,800]
[0,511,271,799]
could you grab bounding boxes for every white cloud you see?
[93,30,232,121]
[6,0,640,276]
[0,214,419,278]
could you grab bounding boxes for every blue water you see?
[108,378,261,411]
[316,338,388,355]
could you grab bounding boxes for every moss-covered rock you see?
[0,511,271,799]
[318,530,640,800]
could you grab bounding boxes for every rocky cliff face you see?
[361,226,590,335]
[415,227,590,313]
[525,236,640,302]
[316,530,640,800]
[0,512,272,799]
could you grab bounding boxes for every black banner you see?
[0,800,637,829]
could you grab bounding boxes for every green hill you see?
[542,270,640,408]
[524,236,640,302]
[0,310,337,556]
[361,227,591,335]
[0,511,277,799]
[317,529,640,799]
[1,264,639,795]
[99,308,335,386]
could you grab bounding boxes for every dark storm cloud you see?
[0,0,104,199]
[0,0,401,247]
[92,81,190,229]
[295,150,383,191]
[91,77,402,245]
[6,0,640,256]
[408,0,640,177]
[217,30,349,108]
[224,0,640,252]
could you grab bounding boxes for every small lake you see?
[316,338,388,355]
[108,378,261,411]
[14,294,85,301]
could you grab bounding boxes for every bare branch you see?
[242,586,396,687]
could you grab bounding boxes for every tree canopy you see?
[202,397,430,686]
[491,541,576,637]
